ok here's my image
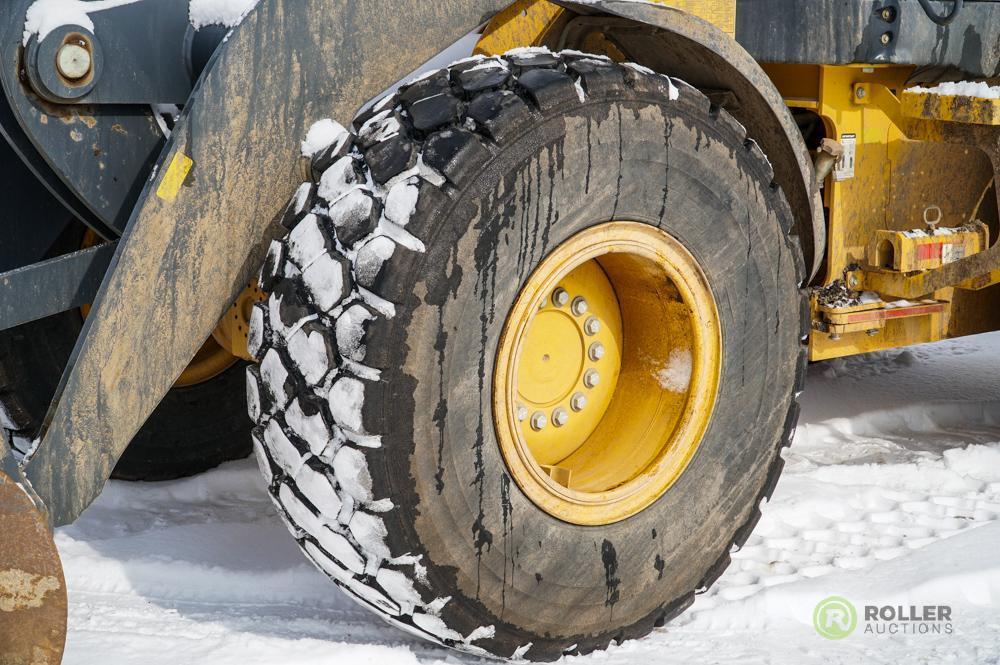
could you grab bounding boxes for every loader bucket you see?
[0,459,67,665]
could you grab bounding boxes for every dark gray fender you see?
[25,0,508,526]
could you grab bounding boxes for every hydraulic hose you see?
[916,0,964,25]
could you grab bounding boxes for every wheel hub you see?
[515,260,622,467]
[494,222,722,525]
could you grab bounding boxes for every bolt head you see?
[588,342,605,361]
[855,87,867,99]
[571,296,589,316]
[570,392,587,412]
[583,369,600,389]
[880,32,892,45]
[56,43,91,81]
[530,412,547,431]
[584,316,600,336]
[516,404,529,421]
[552,288,569,307]
[552,408,569,427]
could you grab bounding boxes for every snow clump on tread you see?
[247,46,802,660]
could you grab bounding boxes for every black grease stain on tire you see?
[602,539,621,611]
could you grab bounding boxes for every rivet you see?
[588,342,605,361]
[583,369,600,388]
[530,411,547,431]
[552,288,569,307]
[516,404,529,421]
[571,297,589,316]
[584,316,600,336]
[570,392,587,412]
[551,408,569,427]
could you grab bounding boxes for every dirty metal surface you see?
[25,0,510,526]
[735,0,1000,77]
[0,443,67,665]
[0,242,117,331]
[0,0,164,235]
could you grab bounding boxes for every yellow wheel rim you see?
[494,222,722,525]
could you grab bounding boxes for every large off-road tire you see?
[248,50,807,661]
[0,229,252,481]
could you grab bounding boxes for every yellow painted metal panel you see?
[901,91,1000,126]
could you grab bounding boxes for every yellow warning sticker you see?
[156,152,193,202]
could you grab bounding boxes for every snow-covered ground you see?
[57,332,1000,664]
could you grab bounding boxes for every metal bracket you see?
[22,0,223,105]
[0,243,116,332]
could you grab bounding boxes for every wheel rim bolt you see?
[570,392,587,412]
[588,342,605,361]
[551,408,569,427]
[516,404,529,422]
[552,288,570,307]
[583,369,600,388]
[584,316,600,336]
[571,296,589,316]
[530,412,547,431]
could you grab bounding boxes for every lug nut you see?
[551,288,569,307]
[584,316,600,336]
[571,297,589,316]
[516,404,529,422]
[588,342,605,361]
[570,392,587,412]
[530,411,547,431]
[56,42,91,81]
[551,408,569,427]
[583,369,600,389]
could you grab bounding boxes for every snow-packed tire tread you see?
[250,48,807,661]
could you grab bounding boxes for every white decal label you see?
[833,134,857,182]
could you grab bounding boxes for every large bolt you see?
[552,288,570,307]
[516,404,529,422]
[530,411,547,431]
[570,392,587,412]
[584,316,600,336]
[571,297,589,317]
[588,342,605,361]
[551,408,569,427]
[56,42,91,81]
[583,369,600,389]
